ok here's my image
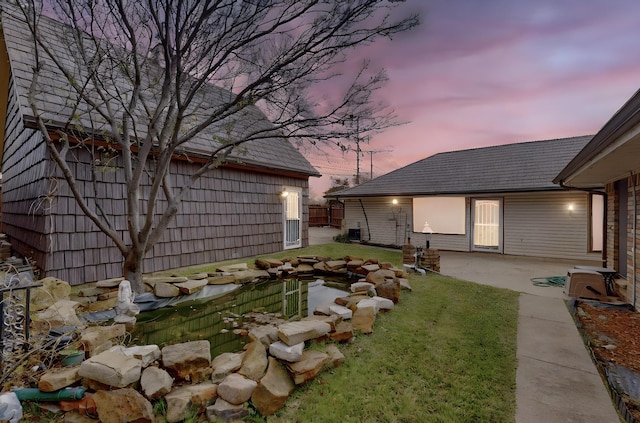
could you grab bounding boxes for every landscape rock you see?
[34,300,83,328]
[38,366,81,392]
[173,279,208,295]
[330,321,354,343]
[216,263,248,273]
[30,277,71,311]
[217,373,257,405]
[371,295,395,311]
[230,269,269,284]
[329,304,353,320]
[93,388,153,423]
[62,410,96,423]
[211,352,244,383]
[313,300,335,316]
[269,341,304,362]
[361,264,381,273]
[165,382,218,423]
[78,350,142,388]
[357,298,380,315]
[77,286,106,297]
[296,263,314,273]
[248,325,279,347]
[59,392,96,416]
[302,314,340,332]
[153,282,180,297]
[285,350,330,385]
[207,274,237,285]
[251,357,295,415]
[375,277,401,304]
[142,276,188,284]
[350,281,375,294]
[140,366,173,400]
[352,304,376,334]
[80,325,126,355]
[399,277,412,291]
[162,340,212,382]
[184,272,208,280]
[255,258,283,269]
[325,260,347,270]
[364,268,389,285]
[206,398,249,422]
[312,261,328,272]
[82,297,118,313]
[238,340,268,381]
[95,277,124,288]
[325,345,345,367]
[277,320,331,346]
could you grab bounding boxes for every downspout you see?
[358,199,371,241]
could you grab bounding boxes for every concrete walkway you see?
[308,228,622,422]
[440,251,621,423]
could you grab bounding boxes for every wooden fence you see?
[309,203,343,228]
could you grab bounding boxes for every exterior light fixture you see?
[281,188,289,197]
[392,198,398,205]
[567,203,574,212]
[422,220,433,249]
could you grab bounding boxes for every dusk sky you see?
[305,0,640,200]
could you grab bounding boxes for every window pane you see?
[412,197,466,235]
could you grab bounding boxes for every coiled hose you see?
[531,276,566,287]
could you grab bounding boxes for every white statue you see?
[114,279,140,324]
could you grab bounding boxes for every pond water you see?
[130,278,350,357]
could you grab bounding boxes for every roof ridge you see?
[430,134,594,158]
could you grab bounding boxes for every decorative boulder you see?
[78,350,142,388]
[93,388,153,423]
[217,373,258,405]
[251,357,295,415]
[162,340,212,382]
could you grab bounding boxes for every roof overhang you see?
[554,89,640,188]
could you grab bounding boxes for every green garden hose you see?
[531,276,566,287]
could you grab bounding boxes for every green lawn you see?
[162,243,520,422]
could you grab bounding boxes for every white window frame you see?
[283,187,302,249]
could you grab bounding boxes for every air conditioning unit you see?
[564,269,607,299]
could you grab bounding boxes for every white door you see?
[472,199,502,252]
[283,188,301,249]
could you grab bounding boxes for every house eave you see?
[554,88,640,187]
[326,186,568,199]
[26,119,321,179]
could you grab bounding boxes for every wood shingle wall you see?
[40,149,309,284]
[2,74,51,268]
[2,71,310,284]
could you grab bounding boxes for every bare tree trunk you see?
[123,249,145,295]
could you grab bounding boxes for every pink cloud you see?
[307,0,640,201]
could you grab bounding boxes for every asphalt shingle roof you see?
[330,135,593,198]
[0,6,319,177]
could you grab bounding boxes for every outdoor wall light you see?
[422,220,433,249]
[567,203,575,212]
[281,189,289,198]
[392,198,398,205]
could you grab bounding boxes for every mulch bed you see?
[573,299,640,422]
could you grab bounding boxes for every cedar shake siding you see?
[4,121,311,284]
[2,73,51,267]
[0,8,318,285]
